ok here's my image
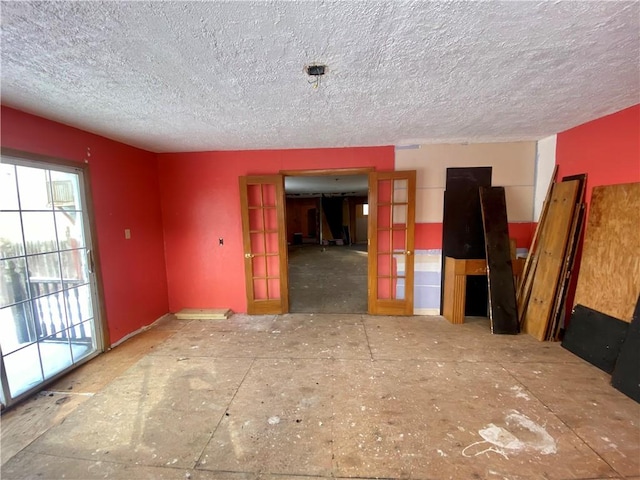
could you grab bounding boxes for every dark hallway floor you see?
[288,244,368,314]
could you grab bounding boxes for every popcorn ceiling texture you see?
[1,1,638,152]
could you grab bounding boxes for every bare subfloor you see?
[1,314,639,480]
[288,244,368,314]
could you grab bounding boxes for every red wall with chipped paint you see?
[157,147,394,313]
[1,106,169,344]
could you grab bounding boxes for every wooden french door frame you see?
[239,168,417,317]
[368,170,417,315]
[239,175,289,314]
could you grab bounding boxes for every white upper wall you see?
[395,142,537,223]
[534,135,558,221]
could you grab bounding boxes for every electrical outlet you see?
[125,229,131,240]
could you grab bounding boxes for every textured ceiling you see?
[1,1,638,153]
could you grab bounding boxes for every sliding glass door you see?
[0,156,103,408]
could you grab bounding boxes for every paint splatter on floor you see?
[462,409,557,459]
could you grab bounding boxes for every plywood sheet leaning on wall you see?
[321,209,334,242]
[522,180,579,340]
[546,173,587,340]
[517,166,557,324]
[573,182,640,322]
[479,186,518,334]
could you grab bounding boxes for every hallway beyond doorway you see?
[288,244,367,314]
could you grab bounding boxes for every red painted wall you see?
[1,106,169,344]
[414,223,534,251]
[414,224,443,250]
[556,104,640,208]
[157,147,394,313]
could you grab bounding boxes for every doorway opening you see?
[284,174,369,313]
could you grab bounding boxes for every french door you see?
[0,155,103,408]
[239,175,289,314]
[238,171,416,316]
[368,171,416,315]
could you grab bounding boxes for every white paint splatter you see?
[504,410,557,454]
[267,416,280,425]
[437,449,448,457]
[479,423,523,450]
[462,441,510,460]
[462,410,557,459]
[510,385,531,401]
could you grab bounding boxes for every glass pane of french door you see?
[0,158,102,407]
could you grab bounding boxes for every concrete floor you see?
[288,245,368,314]
[1,313,639,480]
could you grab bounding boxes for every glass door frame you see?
[1,148,108,409]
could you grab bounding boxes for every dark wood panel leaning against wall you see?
[479,186,519,334]
[562,304,629,373]
[441,167,492,316]
[612,295,640,402]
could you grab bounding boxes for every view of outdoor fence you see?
[1,161,97,400]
